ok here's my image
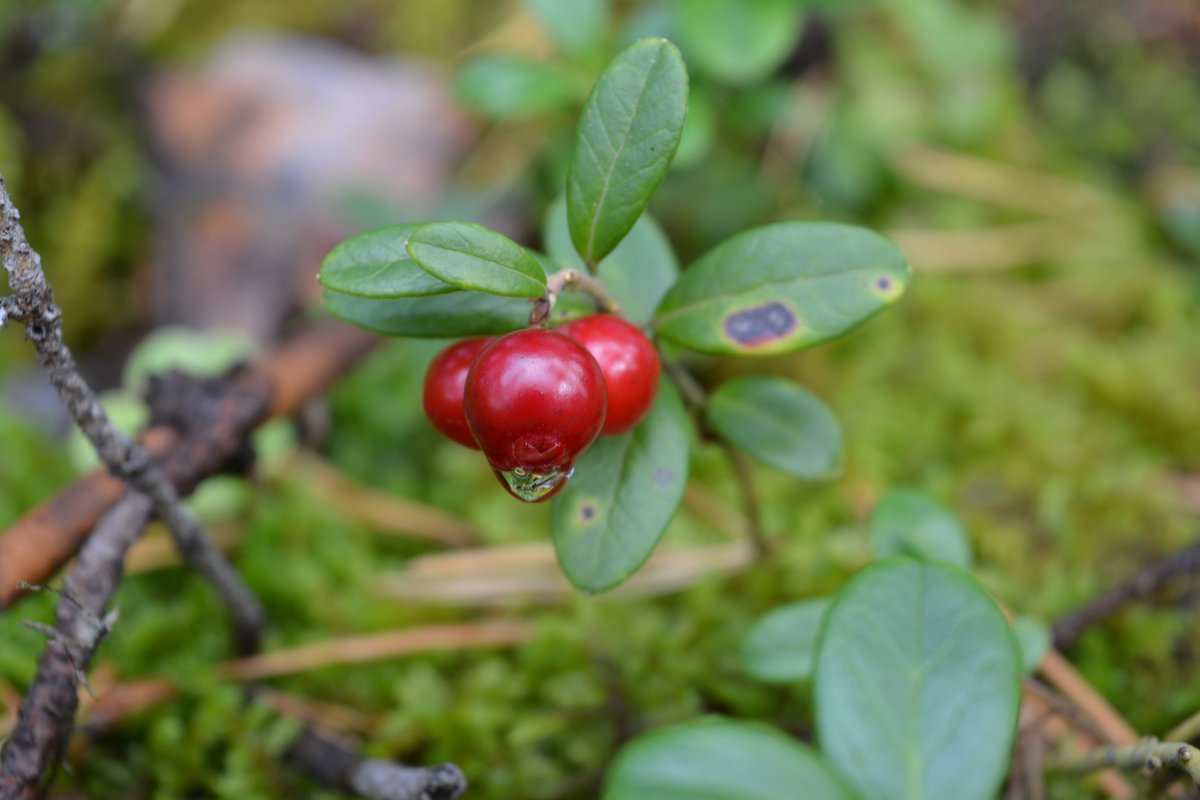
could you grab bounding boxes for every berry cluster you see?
[422,315,661,502]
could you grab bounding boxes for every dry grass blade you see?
[893,145,1119,218]
[376,540,756,607]
[887,223,1078,274]
[293,453,482,547]
[218,620,534,681]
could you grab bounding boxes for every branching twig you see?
[1051,740,1200,788]
[0,494,152,800]
[1053,537,1200,650]
[0,175,264,653]
[0,320,376,611]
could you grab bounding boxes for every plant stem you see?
[723,444,770,559]
[1050,740,1200,787]
[529,268,621,325]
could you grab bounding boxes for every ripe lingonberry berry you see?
[464,329,607,502]
[422,337,491,449]
[561,314,660,435]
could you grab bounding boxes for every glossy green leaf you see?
[406,222,546,298]
[454,56,580,121]
[604,717,858,800]
[567,38,688,265]
[706,377,841,479]
[870,488,972,569]
[815,560,1021,800]
[318,223,454,299]
[523,0,609,58]
[1012,616,1051,674]
[544,196,679,323]
[552,381,689,592]
[654,222,909,356]
[324,289,530,339]
[677,0,804,86]
[741,597,832,683]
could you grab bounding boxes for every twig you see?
[0,319,377,611]
[0,494,152,800]
[529,268,621,325]
[1050,740,1200,787]
[285,725,466,800]
[0,175,263,653]
[1053,537,1200,650]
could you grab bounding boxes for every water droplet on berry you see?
[495,466,574,502]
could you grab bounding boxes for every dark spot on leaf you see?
[875,277,892,291]
[580,504,596,521]
[653,467,674,488]
[722,302,797,348]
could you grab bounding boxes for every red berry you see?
[422,337,491,449]
[464,329,607,502]
[561,314,660,435]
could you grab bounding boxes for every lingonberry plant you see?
[321,36,909,594]
[320,35,1028,799]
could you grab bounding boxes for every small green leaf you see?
[1012,616,1051,674]
[815,559,1021,800]
[318,223,455,299]
[706,377,841,479]
[741,597,832,683]
[552,381,689,592]
[406,222,546,298]
[454,56,581,121]
[677,0,804,86]
[654,222,909,356]
[544,196,679,323]
[523,0,609,58]
[604,717,858,800]
[324,289,530,338]
[567,38,688,265]
[870,488,972,569]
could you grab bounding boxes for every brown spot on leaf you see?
[722,302,797,348]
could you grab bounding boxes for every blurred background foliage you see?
[0,0,1199,798]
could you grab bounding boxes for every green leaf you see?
[552,380,689,592]
[870,488,972,569]
[567,38,688,265]
[814,559,1021,800]
[406,222,547,298]
[656,222,908,356]
[324,289,530,338]
[677,0,804,86]
[454,56,581,121]
[544,196,679,323]
[318,223,455,299]
[1012,616,1051,674]
[523,0,609,58]
[604,717,858,800]
[706,377,841,479]
[741,597,832,683]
